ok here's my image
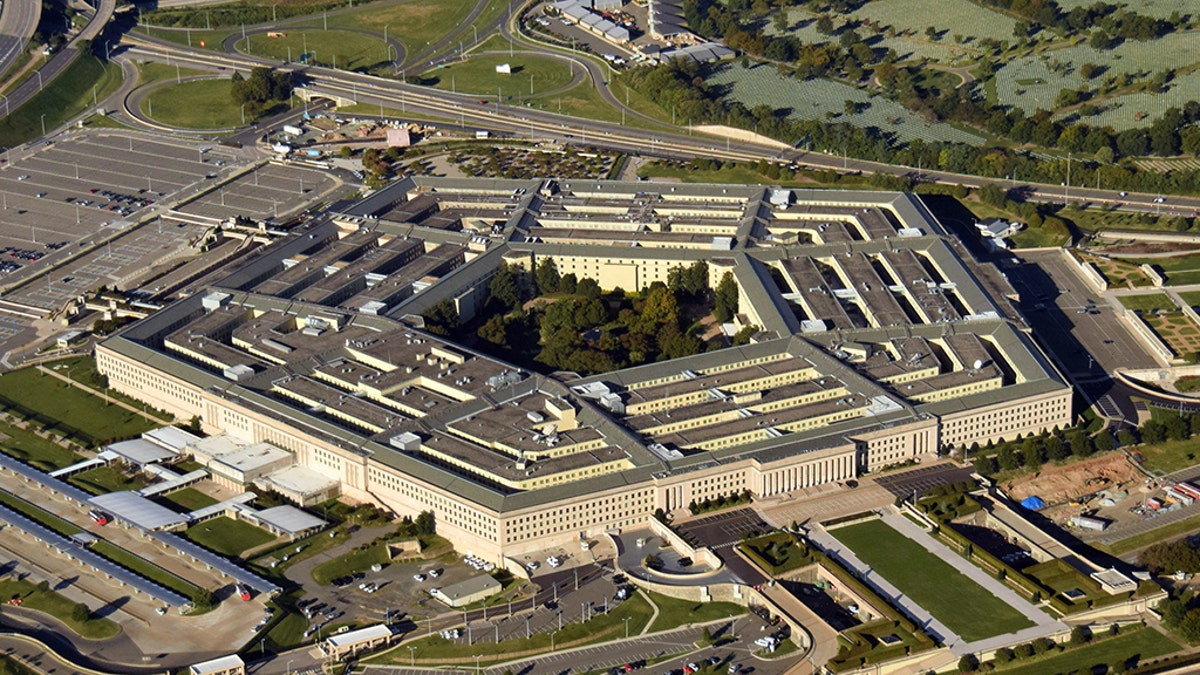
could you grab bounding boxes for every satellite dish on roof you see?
[972,359,984,370]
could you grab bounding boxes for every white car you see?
[547,556,561,567]
[413,573,425,582]
[429,568,441,578]
[526,561,539,571]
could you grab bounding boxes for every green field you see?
[647,593,744,633]
[0,52,122,148]
[0,365,157,446]
[91,541,201,598]
[426,53,575,99]
[136,61,209,86]
[241,30,391,71]
[69,465,147,495]
[311,540,391,584]
[1008,224,1070,249]
[0,490,82,536]
[185,516,276,557]
[1117,293,1176,312]
[161,487,219,511]
[0,421,82,471]
[0,578,120,639]
[1122,255,1200,287]
[832,519,1034,642]
[140,78,250,130]
[291,0,479,56]
[994,628,1179,674]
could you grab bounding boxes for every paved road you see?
[0,0,115,128]
[0,0,40,83]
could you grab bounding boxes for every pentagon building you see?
[97,177,1071,559]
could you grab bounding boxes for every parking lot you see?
[873,463,975,501]
[674,509,771,551]
[174,162,340,222]
[1011,250,1159,378]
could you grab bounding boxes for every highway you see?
[119,37,1200,219]
[0,0,40,85]
[0,0,116,126]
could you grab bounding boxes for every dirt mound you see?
[1003,453,1141,506]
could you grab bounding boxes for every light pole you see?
[39,114,46,137]
[286,660,292,675]
[474,654,481,674]
[624,616,631,638]
[407,645,415,666]
[550,629,558,651]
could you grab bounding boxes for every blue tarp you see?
[1020,496,1046,510]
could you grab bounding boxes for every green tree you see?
[422,299,460,336]
[714,272,738,323]
[488,262,522,312]
[559,273,578,295]
[71,603,90,623]
[997,445,1020,471]
[191,587,214,610]
[1069,625,1091,645]
[477,315,508,345]
[535,258,560,295]
[415,510,436,535]
[957,654,978,672]
[577,277,602,300]
[640,286,680,332]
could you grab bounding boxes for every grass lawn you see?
[832,519,1034,642]
[1129,436,1200,474]
[1009,225,1069,249]
[0,365,157,446]
[291,0,478,57]
[68,465,147,495]
[161,487,219,511]
[263,609,309,651]
[132,25,233,52]
[0,490,82,536]
[0,421,82,471]
[1023,560,1104,604]
[1178,290,1200,308]
[0,578,120,638]
[0,52,122,148]
[647,592,744,633]
[185,516,277,558]
[369,591,655,666]
[527,80,623,124]
[136,61,208,86]
[48,356,173,424]
[311,541,391,585]
[1118,292,1176,312]
[739,532,815,575]
[91,541,200,598]
[426,54,574,99]
[241,30,391,71]
[994,628,1180,674]
[141,78,249,129]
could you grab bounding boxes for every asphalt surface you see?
[0,0,40,84]
[0,0,115,127]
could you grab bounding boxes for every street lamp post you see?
[39,114,46,137]
[624,616,631,638]
[407,646,415,666]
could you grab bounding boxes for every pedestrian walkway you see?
[808,508,1066,655]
